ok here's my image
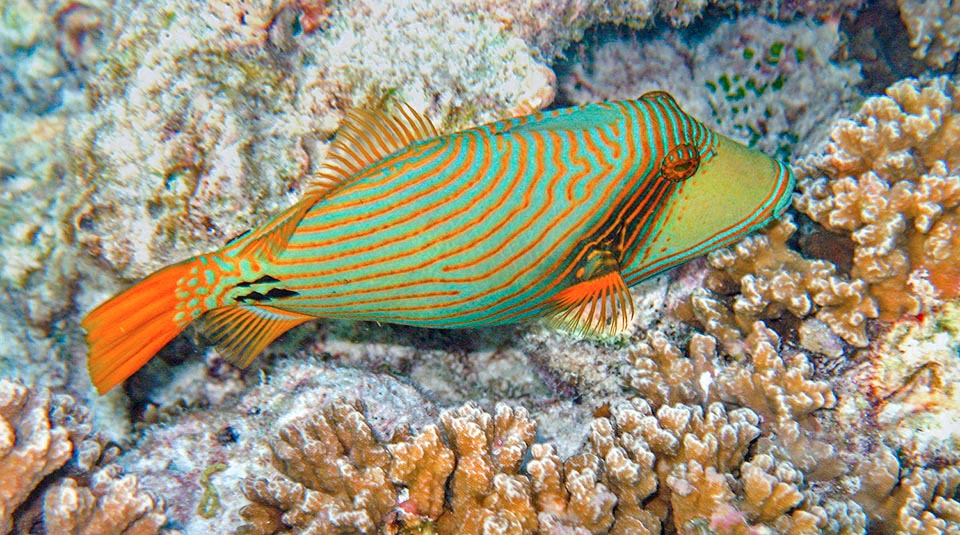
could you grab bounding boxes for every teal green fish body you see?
[83,91,793,393]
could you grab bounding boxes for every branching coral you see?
[625,330,716,408]
[239,394,875,535]
[238,399,395,534]
[0,379,72,533]
[625,320,850,485]
[847,444,960,534]
[701,215,879,347]
[434,403,538,535]
[625,297,959,532]
[386,425,454,522]
[627,322,837,438]
[716,322,837,429]
[897,0,960,68]
[42,465,167,535]
[527,443,617,534]
[586,404,661,534]
[884,466,960,534]
[863,447,960,535]
[588,399,864,534]
[795,76,960,321]
[0,379,167,535]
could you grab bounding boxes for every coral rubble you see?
[0,0,102,113]
[861,301,960,465]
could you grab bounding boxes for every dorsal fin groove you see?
[305,103,439,200]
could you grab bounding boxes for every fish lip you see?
[773,161,796,217]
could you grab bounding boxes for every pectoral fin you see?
[546,248,635,336]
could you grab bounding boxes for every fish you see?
[81,91,794,394]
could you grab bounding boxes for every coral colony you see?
[1,0,959,534]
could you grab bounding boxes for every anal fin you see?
[546,249,635,336]
[199,305,313,368]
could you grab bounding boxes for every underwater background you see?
[1,0,959,533]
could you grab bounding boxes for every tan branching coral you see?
[739,453,804,522]
[626,331,716,408]
[795,76,960,322]
[700,77,960,350]
[1,379,72,533]
[898,0,960,68]
[875,464,960,534]
[701,215,879,347]
[238,395,886,534]
[42,465,166,535]
[387,425,454,521]
[0,380,166,535]
[626,323,836,444]
[238,399,396,534]
[625,321,847,482]
[586,398,865,534]
[527,443,617,534]
[436,403,538,535]
[587,405,660,534]
[715,322,837,428]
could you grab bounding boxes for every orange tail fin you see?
[81,258,201,394]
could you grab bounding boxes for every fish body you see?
[82,92,793,393]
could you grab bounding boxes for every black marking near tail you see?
[236,275,282,288]
[264,288,299,299]
[233,275,298,303]
[235,287,299,303]
[236,291,267,303]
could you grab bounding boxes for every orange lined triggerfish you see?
[82,91,794,394]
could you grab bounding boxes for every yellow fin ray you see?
[306,103,439,199]
[199,305,313,368]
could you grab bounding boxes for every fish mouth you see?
[771,159,796,218]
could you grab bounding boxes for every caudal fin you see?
[81,259,200,394]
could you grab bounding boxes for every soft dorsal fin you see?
[305,102,439,199]
[199,304,313,368]
[546,248,635,336]
[237,198,313,260]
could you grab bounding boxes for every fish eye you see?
[661,142,700,182]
